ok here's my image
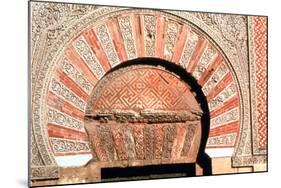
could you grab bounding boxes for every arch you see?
[32,7,243,169]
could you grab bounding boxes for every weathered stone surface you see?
[85,109,202,123]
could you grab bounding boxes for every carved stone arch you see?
[31,3,254,182]
[163,11,249,159]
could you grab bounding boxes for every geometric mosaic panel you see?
[89,67,201,113]
[253,16,268,149]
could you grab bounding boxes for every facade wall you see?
[30,1,267,186]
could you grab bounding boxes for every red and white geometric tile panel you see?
[253,16,268,149]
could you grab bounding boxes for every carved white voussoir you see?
[179,31,199,68]
[47,107,85,132]
[118,16,137,60]
[207,133,237,147]
[208,83,237,112]
[95,24,120,67]
[210,107,239,129]
[143,15,157,57]
[192,45,217,80]
[164,21,179,61]
[49,79,87,111]
[202,63,229,96]
[60,58,93,94]
[50,137,91,155]
[73,36,105,79]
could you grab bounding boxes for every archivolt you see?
[32,7,245,167]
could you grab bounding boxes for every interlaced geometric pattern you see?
[92,67,201,112]
[253,17,267,148]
